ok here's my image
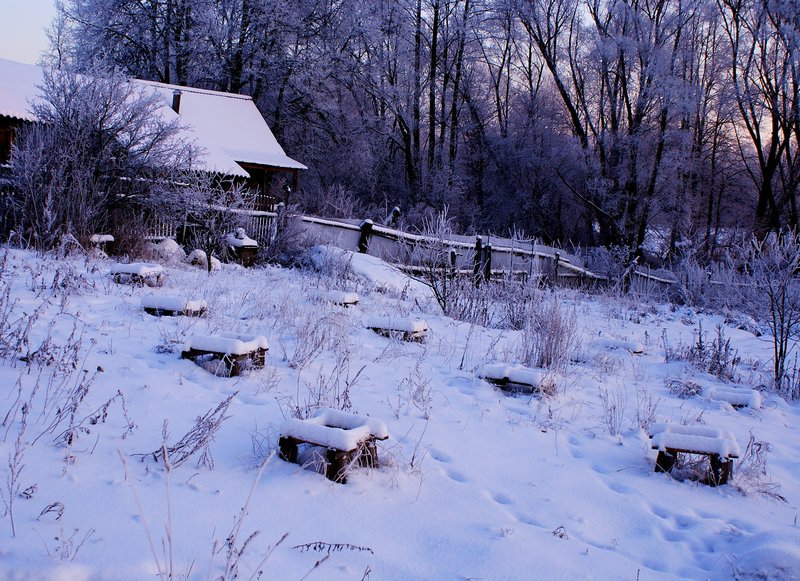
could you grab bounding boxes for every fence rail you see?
[147,209,678,288]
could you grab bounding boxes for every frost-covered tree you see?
[10,67,195,250]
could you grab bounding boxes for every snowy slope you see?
[0,248,798,580]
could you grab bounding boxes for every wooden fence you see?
[147,209,678,288]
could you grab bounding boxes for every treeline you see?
[50,0,800,258]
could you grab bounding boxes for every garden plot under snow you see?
[0,246,799,580]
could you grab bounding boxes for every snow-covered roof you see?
[137,79,307,171]
[0,58,305,177]
[0,58,41,122]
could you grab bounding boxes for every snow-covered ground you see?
[0,246,798,580]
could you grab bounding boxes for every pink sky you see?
[0,0,58,64]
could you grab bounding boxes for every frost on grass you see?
[136,393,236,469]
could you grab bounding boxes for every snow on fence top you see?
[184,333,269,355]
[110,262,164,276]
[280,408,389,451]
[708,387,762,409]
[141,295,207,313]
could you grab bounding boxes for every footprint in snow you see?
[491,492,514,505]
[429,448,452,463]
[446,469,468,483]
[606,481,634,495]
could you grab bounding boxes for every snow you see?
[186,249,221,270]
[364,315,428,334]
[109,262,164,276]
[0,59,304,178]
[650,433,742,458]
[225,228,258,248]
[311,245,432,299]
[141,295,207,314]
[709,386,762,409]
[280,409,389,451]
[0,58,41,121]
[324,290,359,305]
[138,79,307,171]
[89,234,114,244]
[477,363,550,388]
[184,333,269,355]
[1,248,799,580]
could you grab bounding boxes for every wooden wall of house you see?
[238,163,299,211]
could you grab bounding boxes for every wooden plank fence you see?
[146,208,678,288]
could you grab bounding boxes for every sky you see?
[0,0,58,64]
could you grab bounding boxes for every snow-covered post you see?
[483,243,492,282]
[449,247,457,279]
[383,206,401,228]
[358,219,374,254]
[473,235,483,286]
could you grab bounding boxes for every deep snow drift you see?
[0,246,798,580]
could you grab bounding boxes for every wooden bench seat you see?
[142,295,207,317]
[181,333,268,376]
[279,409,389,483]
[708,387,762,409]
[110,262,165,287]
[365,316,428,342]
[649,424,740,486]
[477,363,555,395]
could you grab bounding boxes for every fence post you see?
[483,243,492,282]
[358,219,374,253]
[383,206,401,227]
[449,247,457,280]
[552,251,560,286]
[473,235,483,286]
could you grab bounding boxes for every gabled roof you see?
[138,80,307,171]
[0,58,40,122]
[0,58,306,178]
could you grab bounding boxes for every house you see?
[0,58,306,210]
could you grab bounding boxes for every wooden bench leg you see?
[708,454,732,486]
[278,437,300,464]
[655,450,676,474]
[358,439,379,468]
[326,449,350,483]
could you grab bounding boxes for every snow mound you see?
[187,249,221,271]
[309,245,431,299]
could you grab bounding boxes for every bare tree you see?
[11,66,195,251]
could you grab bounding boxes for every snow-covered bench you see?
[477,363,555,395]
[279,409,389,483]
[324,290,359,307]
[142,295,207,317]
[708,387,762,409]
[649,424,741,486]
[110,262,165,287]
[181,333,268,376]
[365,316,428,341]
